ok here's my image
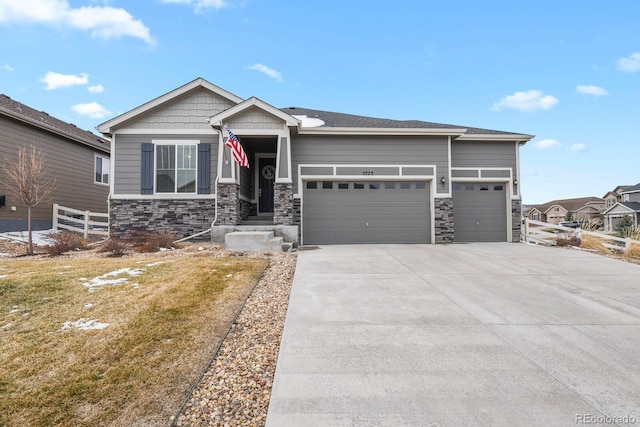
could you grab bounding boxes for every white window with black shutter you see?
[141,140,210,195]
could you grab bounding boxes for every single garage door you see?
[303,180,431,244]
[453,182,507,242]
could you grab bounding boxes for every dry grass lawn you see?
[0,252,268,426]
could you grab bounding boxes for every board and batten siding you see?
[124,88,236,130]
[113,134,218,195]
[451,141,517,171]
[291,135,449,194]
[0,116,110,227]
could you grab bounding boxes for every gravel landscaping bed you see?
[173,250,297,426]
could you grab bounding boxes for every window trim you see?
[153,140,198,195]
[94,154,110,186]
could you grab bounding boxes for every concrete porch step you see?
[225,231,285,253]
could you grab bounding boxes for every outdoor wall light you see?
[514,179,518,185]
[440,176,446,187]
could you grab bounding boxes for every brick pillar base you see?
[273,182,294,225]
[434,198,454,243]
[216,182,240,225]
[511,199,522,242]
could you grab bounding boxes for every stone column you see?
[434,198,454,243]
[511,199,522,243]
[273,182,294,225]
[216,182,240,225]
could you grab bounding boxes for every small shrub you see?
[624,243,640,260]
[621,225,640,240]
[136,231,179,253]
[579,235,609,254]
[99,238,129,257]
[556,236,581,247]
[44,231,89,256]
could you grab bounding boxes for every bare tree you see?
[4,145,55,255]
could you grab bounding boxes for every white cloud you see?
[618,52,640,73]
[576,85,608,96]
[1,64,14,71]
[40,71,88,90]
[72,102,112,118]
[491,90,558,112]
[570,143,586,152]
[88,84,104,94]
[248,63,283,82]
[533,139,560,150]
[160,0,228,13]
[0,0,153,44]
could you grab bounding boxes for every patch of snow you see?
[59,318,109,331]
[0,274,8,279]
[0,253,11,258]
[146,261,164,267]
[82,268,145,292]
[84,303,94,308]
[10,308,21,314]
[2,322,13,329]
[225,273,233,278]
[0,229,57,246]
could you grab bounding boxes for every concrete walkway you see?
[266,244,640,426]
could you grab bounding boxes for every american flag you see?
[224,126,249,168]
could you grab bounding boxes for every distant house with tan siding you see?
[0,94,110,232]
[524,196,604,225]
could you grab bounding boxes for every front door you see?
[258,157,276,213]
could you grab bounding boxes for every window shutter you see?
[141,143,154,195]
[197,143,211,194]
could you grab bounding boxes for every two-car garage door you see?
[303,180,431,244]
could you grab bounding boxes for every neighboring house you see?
[97,78,533,245]
[524,197,604,225]
[0,94,110,232]
[602,185,632,210]
[604,183,640,231]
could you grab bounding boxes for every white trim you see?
[94,153,110,186]
[515,140,521,197]
[209,97,299,127]
[110,194,217,200]
[454,134,534,141]
[296,127,466,136]
[255,153,277,215]
[296,163,437,198]
[112,128,217,135]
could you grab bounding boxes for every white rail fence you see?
[522,218,639,251]
[52,203,109,239]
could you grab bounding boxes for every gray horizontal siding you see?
[0,116,110,226]
[113,134,218,195]
[291,135,449,194]
[451,141,516,170]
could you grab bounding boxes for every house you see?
[602,185,632,209]
[0,95,111,232]
[604,183,640,231]
[97,78,533,245]
[523,197,604,225]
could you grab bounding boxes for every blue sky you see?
[1,0,639,204]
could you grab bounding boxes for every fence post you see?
[52,204,59,231]
[523,218,529,243]
[84,210,90,239]
[626,238,631,251]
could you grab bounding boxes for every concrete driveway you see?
[266,243,640,427]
